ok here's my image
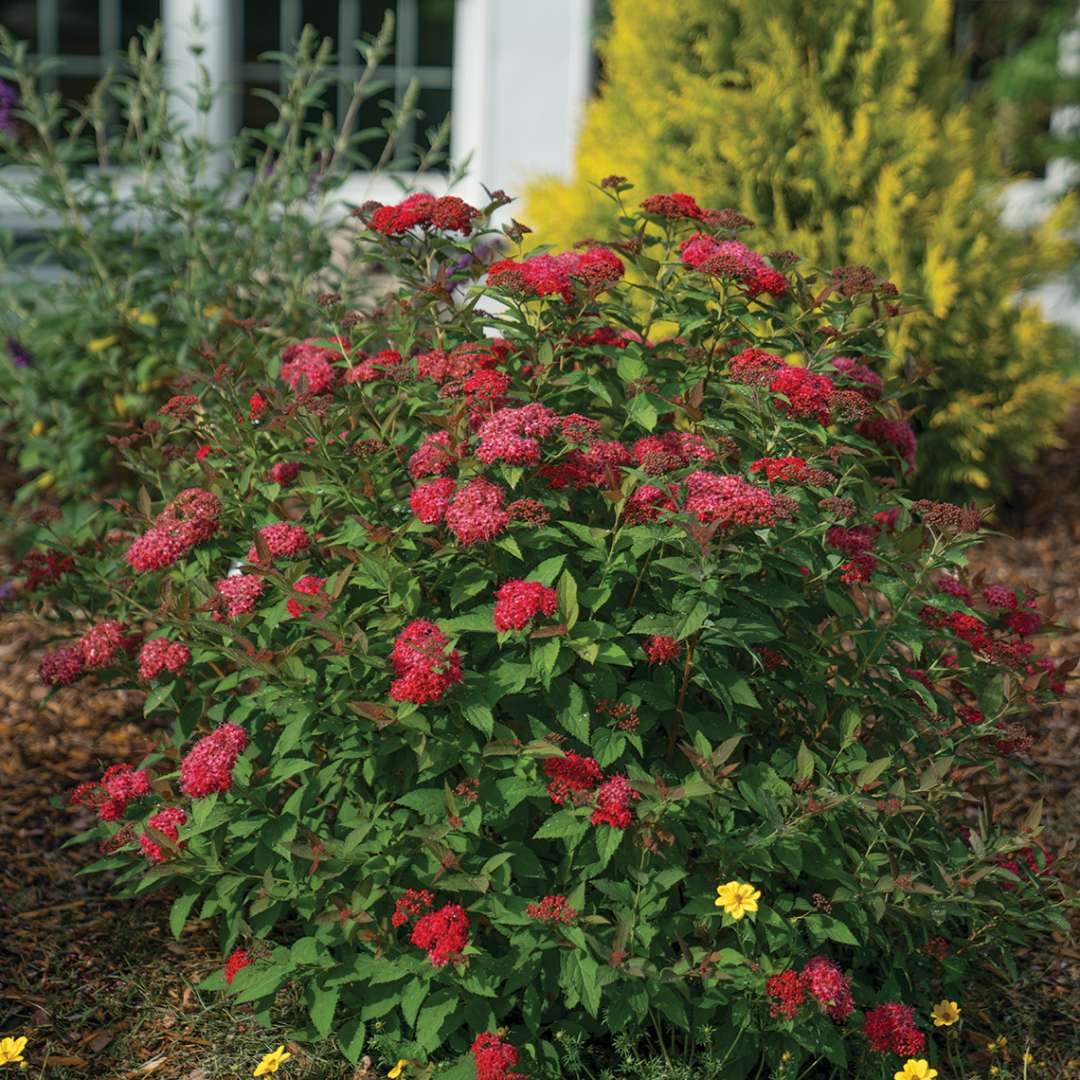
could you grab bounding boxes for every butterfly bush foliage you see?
[23,183,1072,1079]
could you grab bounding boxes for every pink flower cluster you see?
[632,431,715,474]
[857,416,917,471]
[389,620,463,704]
[408,431,456,478]
[179,723,248,798]
[862,1002,925,1056]
[590,774,640,829]
[268,461,301,486]
[494,579,557,632]
[526,894,578,924]
[475,404,559,466]
[444,477,510,545]
[679,234,788,296]
[624,485,677,524]
[488,247,625,302]
[126,487,221,573]
[140,805,187,863]
[410,902,470,967]
[40,620,139,686]
[138,638,191,682]
[214,574,264,620]
[769,365,836,426]
[683,471,797,529]
[247,522,311,563]
[640,192,706,220]
[369,193,481,236]
[71,763,152,822]
[279,337,349,395]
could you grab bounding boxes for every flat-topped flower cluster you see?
[19,183,1069,1078]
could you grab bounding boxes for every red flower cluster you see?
[472,1032,523,1080]
[40,621,138,686]
[268,461,301,486]
[140,805,187,863]
[475,403,560,466]
[644,634,680,665]
[247,522,311,563]
[494,579,557,632]
[526,894,578,924]
[71,763,152,822]
[138,638,191,682]
[749,456,831,486]
[79,619,126,669]
[832,356,884,399]
[224,948,251,985]
[408,431,456,478]
[488,247,624,302]
[799,956,854,1021]
[369,193,481,236]
[625,485,677,524]
[679,234,788,296]
[126,487,221,573]
[389,620,463,704]
[683,471,796,529]
[862,1002,925,1056]
[417,340,507,384]
[591,774,640,829]
[540,440,632,491]
[286,575,326,618]
[857,416,917,471]
[729,347,783,385]
[39,643,85,686]
[769,365,836,426]
[410,902,470,967]
[411,477,457,524]
[214,574,264,619]
[179,723,248,798]
[544,752,603,805]
[391,887,436,928]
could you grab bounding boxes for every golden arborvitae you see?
[525,0,1076,498]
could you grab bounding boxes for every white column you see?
[451,0,593,210]
[162,0,240,145]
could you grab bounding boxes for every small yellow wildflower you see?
[715,880,761,920]
[990,1067,1000,1077]
[132,309,158,327]
[0,1036,27,1067]
[931,999,960,1027]
[204,304,223,318]
[30,420,43,437]
[894,1061,937,1080]
[388,1061,410,1079]
[35,471,54,490]
[781,1051,792,1062]
[88,334,118,353]
[114,394,128,415]
[253,1046,292,1076]
[1022,1051,1034,1066]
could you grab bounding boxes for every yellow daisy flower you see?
[931,999,960,1027]
[894,1060,938,1080]
[253,1046,292,1076]
[88,335,118,354]
[388,1060,410,1078]
[0,1036,27,1067]
[715,880,761,920]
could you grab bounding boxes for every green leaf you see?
[169,889,201,939]
[338,1019,366,1064]
[557,570,580,630]
[400,976,430,1029]
[534,809,589,841]
[308,983,339,1037]
[795,741,814,781]
[855,756,891,787]
[415,991,460,1051]
[144,682,175,716]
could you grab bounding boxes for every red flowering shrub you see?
[24,185,1071,1078]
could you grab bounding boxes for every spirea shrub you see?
[23,186,1072,1078]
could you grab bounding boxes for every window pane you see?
[0,1,37,50]
[303,0,337,41]
[415,84,450,143]
[58,3,100,56]
[58,74,102,105]
[244,0,280,61]
[417,0,452,68]
[121,0,161,46]
[242,80,280,131]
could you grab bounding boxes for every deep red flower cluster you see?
[417,340,507,384]
[410,477,457,524]
[79,619,126,669]
[38,643,86,686]
[728,347,783,385]
[247,522,311,563]
[862,1002,925,1056]
[644,634,680,665]
[471,1032,523,1080]
[391,888,436,928]
[591,774,640,828]
[632,431,715,474]
[494,579,558,632]
[140,805,187,863]
[766,957,853,1021]
[640,192,705,220]
[624,484,677,524]
[832,356,884,399]
[389,620,463,704]
[126,487,221,572]
[444,477,510,545]
[17,550,74,591]
[544,752,603,805]
[408,431,456,478]
[214,574,264,620]
[71,763,152,822]
[679,234,788,296]
[475,404,559,465]
[488,247,624,302]
[540,440,632,491]
[857,416,917,471]
[40,620,138,686]
[224,948,251,985]
[138,638,191,682]
[179,723,248,798]
[749,456,832,486]
[410,902,470,967]
[268,460,301,486]
[369,192,481,236]
[526,894,578,924]
[683,471,796,528]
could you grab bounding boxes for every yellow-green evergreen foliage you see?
[526,0,1077,498]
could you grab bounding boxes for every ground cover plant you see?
[10,182,1075,1078]
[0,15,449,508]
[525,0,1079,501]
